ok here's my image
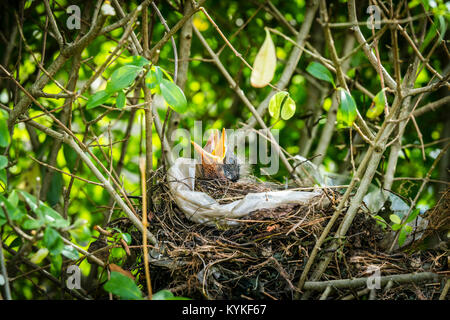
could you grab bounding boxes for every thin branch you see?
[139,158,153,299]
[303,272,439,291]
[43,0,64,48]
[0,239,12,300]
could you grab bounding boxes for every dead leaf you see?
[250,28,276,88]
[108,263,135,281]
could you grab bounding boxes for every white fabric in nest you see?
[167,158,328,226]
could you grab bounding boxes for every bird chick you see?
[192,128,241,182]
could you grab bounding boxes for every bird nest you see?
[112,169,449,300]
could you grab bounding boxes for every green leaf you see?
[152,289,190,300]
[366,89,386,119]
[389,214,402,225]
[146,67,163,91]
[63,144,78,171]
[104,272,143,300]
[19,191,69,228]
[153,66,163,84]
[337,88,357,127]
[86,90,112,110]
[46,171,63,207]
[404,225,413,233]
[50,253,62,277]
[61,245,80,260]
[0,110,10,148]
[268,91,288,120]
[19,190,40,211]
[121,233,131,245]
[30,248,49,264]
[116,91,126,109]
[373,215,387,228]
[0,194,25,221]
[420,16,446,51]
[159,66,173,82]
[107,65,142,93]
[0,155,8,169]
[306,62,335,87]
[391,223,402,231]
[160,79,188,113]
[152,289,175,300]
[8,190,19,207]
[405,208,420,223]
[127,56,150,68]
[22,218,44,230]
[0,169,6,185]
[43,227,63,255]
[36,205,70,228]
[398,228,408,247]
[9,237,22,248]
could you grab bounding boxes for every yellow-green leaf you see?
[250,28,276,88]
[269,91,288,120]
[280,96,296,120]
[337,88,357,127]
[366,89,386,119]
[30,248,49,264]
[389,214,402,225]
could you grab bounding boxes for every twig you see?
[30,156,103,186]
[43,0,64,48]
[0,239,12,300]
[139,158,153,300]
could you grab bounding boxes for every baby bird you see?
[192,128,241,182]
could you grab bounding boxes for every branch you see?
[412,96,450,117]
[43,0,64,48]
[303,272,440,291]
[0,239,12,300]
[348,0,397,90]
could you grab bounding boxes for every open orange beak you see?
[192,128,227,165]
